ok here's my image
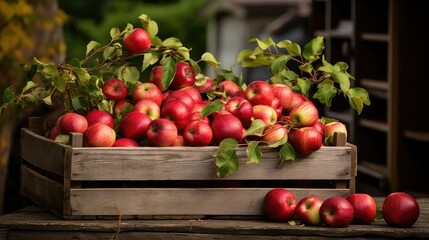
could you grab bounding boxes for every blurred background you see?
[1,0,428,215]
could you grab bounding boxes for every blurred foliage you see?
[60,0,208,62]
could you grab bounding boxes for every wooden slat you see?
[69,188,349,216]
[20,165,64,217]
[20,128,68,177]
[70,146,352,181]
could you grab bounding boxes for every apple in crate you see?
[102,78,128,101]
[149,66,165,91]
[263,188,296,222]
[288,126,322,155]
[123,28,151,55]
[119,111,152,141]
[224,96,253,128]
[56,112,88,134]
[319,196,354,227]
[217,80,240,99]
[146,118,178,147]
[164,90,195,112]
[245,80,274,106]
[183,120,213,146]
[133,99,160,120]
[195,75,214,93]
[324,121,348,146]
[382,192,420,227]
[161,99,192,131]
[132,82,163,106]
[346,193,376,224]
[84,123,116,147]
[113,138,140,147]
[252,105,277,126]
[85,109,114,128]
[272,83,293,112]
[211,114,244,144]
[262,124,288,146]
[288,100,319,128]
[169,61,195,90]
[295,195,324,226]
[178,86,202,104]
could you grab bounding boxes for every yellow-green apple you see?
[169,61,195,90]
[119,111,152,141]
[123,28,151,55]
[323,121,348,146]
[319,196,354,227]
[56,112,88,134]
[84,123,116,147]
[288,126,322,155]
[148,65,166,92]
[164,90,195,111]
[245,80,275,106]
[112,138,140,147]
[102,78,128,101]
[263,188,296,222]
[132,82,163,106]
[288,101,319,127]
[113,99,133,118]
[146,118,178,147]
[272,83,293,111]
[183,120,213,146]
[161,100,191,131]
[178,86,202,104]
[295,195,324,226]
[252,105,277,126]
[382,192,420,227]
[133,99,160,120]
[346,193,376,224]
[211,114,244,144]
[85,109,114,128]
[195,75,214,93]
[217,80,240,99]
[224,96,254,128]
[262,123,288,146]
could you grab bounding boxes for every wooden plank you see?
[69,188,349,216]
[20,128,68,177]
[20,165,64,217]
[70,146,352,181]
[0,229,7,240]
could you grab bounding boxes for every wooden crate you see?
[20,117,357,219]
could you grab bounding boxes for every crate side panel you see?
[70,146,352,181]
[69,188,349,216]
[21,164,64,217]
[21,128,67,177]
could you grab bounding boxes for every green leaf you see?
[103,46,116,60]
[70,67,91,85]
[271,55,291,74]
[348,87,371,114]
[250,37,276,50]
[277,40,301,57]
[110,27,120,39]
[298,62,313,75]
[1,86,15,104]
[163,37,183,48]
[161,57,176,90]
[303,36,325,60]
[313,79,337,107]
[246,141,262,164]
[177,47,190,61]
[188,58,201,73]
[332,71,350,93]
[71,96,88,112]
[142,51,160,73]
[237,49,254,62]
[147,20,159,38]
[200,99,224,117]
[86,41,101,57]
[318,56,335,73]
[296,77,311,95]
[375,205,384,220]
[282,70,299,81]
[214,138,239,178]
[21,81,38,94]
[245,119,265,137]
[277,142,295,168]
[201,52,219,69]
[122,66,140,85]
[42,94,52,105]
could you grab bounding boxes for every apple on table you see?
[263,188,296,222]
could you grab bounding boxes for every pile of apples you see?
[263,188,420,228]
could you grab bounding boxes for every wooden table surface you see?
[1,198,428,240]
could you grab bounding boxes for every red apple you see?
[179,86,202,104]
[323,121,348,146]
[123,28,151,55]
[190,111,210,124]
[272,83,293,111]
[164,90,195,111]
[84,123,116,147]
[47,126,59,140]
[149,65,166,92]
[346,193,376,225]
[217,80,240,99]
[195,75,214,92]
[133,99,160,120]
[252,105,277,126]
[263,188,296,222]
[113,99,134,118]
[56,112,88,134]
[245,80,275,106]
[169,61,195,90]
[102,78,128,101]
[161,100,192,131]
[295,195,324,226]
[211,114,244,144]
[224,96,254,128]
[285,92,308,114]
[262,123,288,146]
[112,138,140,147]
[183,120,213,146]
[288,126,322,155]
[313,120,324,137]
[320,196,354,227]
[132,82,163,106]
[171,135,185,146]
[85,109,114,128]
[382,192,420,227]
[288,100,319,128]
[146,118,178,147]
[119,111,152,141]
